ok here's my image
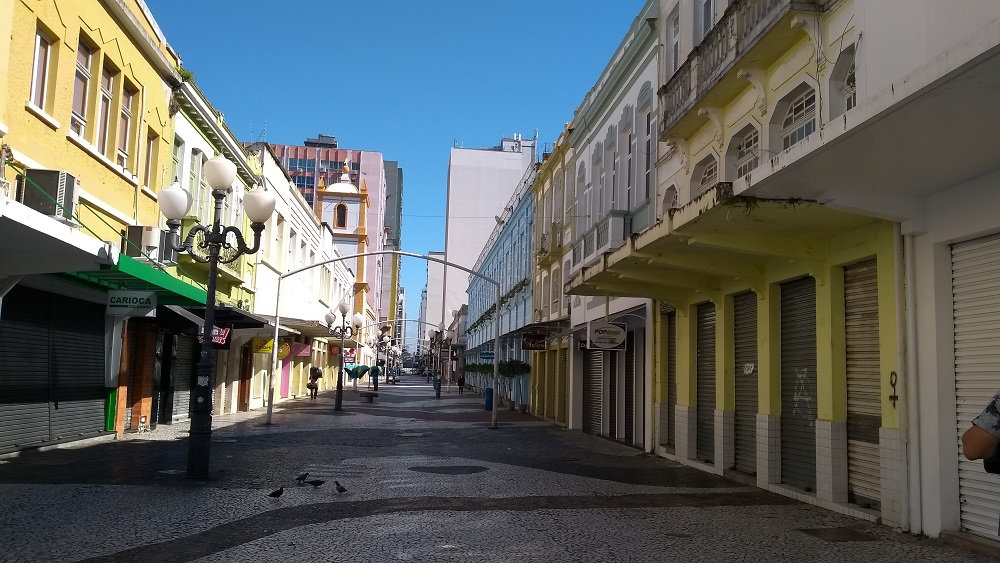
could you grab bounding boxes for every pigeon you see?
[267,487,284,498]
[335,481,347,494]
[295,472,309,485]
[306,479,325,488]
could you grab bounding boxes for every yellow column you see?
[817,266,847,423]
[718,294,735,412]
[676,302,696,407]
[758,284,781,415]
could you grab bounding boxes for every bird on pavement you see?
[335,481,347,494]
[267,487,284,498]
[295,472,309,485]
[306,480,325,488]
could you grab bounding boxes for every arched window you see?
[781,88,816,151]
[334,203,348,228]
[663,186,679,210]
[830,45,857,119]
[735,129,759,179]
[699,158,718,191]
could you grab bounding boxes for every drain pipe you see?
[902,227,922,535]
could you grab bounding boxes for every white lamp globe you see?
[337,301,350,316]
[243,185,276,224]
[324,311,336,326]
[352,313,364,329]
[203,154,237,190]
[158,181,192,220]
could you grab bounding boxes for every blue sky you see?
[145,0,648,338]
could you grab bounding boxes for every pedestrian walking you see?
[457,375,465,395]
[962,390,1000,473]
[308,366,322,400]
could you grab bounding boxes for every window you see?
[844,62,856,111]
[97,67,115,155]
[117,86,136,167]
[553,171,564,224]
[143,132,158,189]
[781,89,816,151]
[31,30,53,110]
[644,113,653,199]
[670,13,680,73]
[170,138,183,182]
[700,0,715,41]
[71,42,93,135]
[611,145,618,209]
[736,129,759,179]
[664,186,679,210]
[626,133,633,209]
[335,203,348,228]
[699,158,718,192]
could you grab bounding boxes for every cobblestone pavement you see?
[0,378,995,563]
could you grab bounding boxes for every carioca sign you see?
[587,321,627,350]
[107,290,157,317]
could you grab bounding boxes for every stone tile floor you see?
[0,378,995,563]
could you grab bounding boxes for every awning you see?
[61,254,207,306]
[0,197,116,275]
[186,304,268,329]
[259,315,360,347]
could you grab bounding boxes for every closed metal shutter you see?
[546,351,556,418]
[696,302,716,463]
[559,348,568,423]
[583,349,603,434]
[844,259,881,509]
[780,277,818,492]
[733,291,758,475]
[48,295,106,440]
[637,329,646,449]
[953,234,1000,539]
[625,331,636,444]
[0,286,53,451]
[666,308,677,447]
[608,351,618,440]
[171,335,196,422]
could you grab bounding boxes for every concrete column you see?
[757,413,781,485]
[880,427,906,528]
[676,404,696,461]
[816,419,848,503]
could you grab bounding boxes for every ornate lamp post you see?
[324,301,364,412]
[158,154,276,480]
[372,326,391,392]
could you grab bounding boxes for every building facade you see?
[465,163,535,406]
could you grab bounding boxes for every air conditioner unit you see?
[125,225,178,265]
[23,169,79,223]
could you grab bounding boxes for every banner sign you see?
[252,337,291,360]
[292,342,311,357]
[344,350,356,364]
[107,290,156,317]
[197,325,231,349]
[521,332,546,351]
[587,321,627,350]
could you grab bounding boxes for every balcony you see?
[535,221,563,267]
[659,0,821,139]
[572,211,629,270]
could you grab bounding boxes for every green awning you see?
[60,255,208,306]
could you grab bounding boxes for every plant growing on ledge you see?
[720,194,815,214]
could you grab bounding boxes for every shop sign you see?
[344,349,356,364]
[292,342,311,357]
[252,337,291,360]
[197,325,231,349]
[107,290,156,317]
[521,332,546,350]
[587,321,626,350]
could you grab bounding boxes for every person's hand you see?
[962,424,1000,460]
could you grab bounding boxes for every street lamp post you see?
[158,154,276,480]
[372,329,390,392]
[324,302,364,412]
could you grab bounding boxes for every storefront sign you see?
[197,325,231,349]
[329,344,341,355]
[521,332,546,350]
[587,321,627,350]
[107,290,156,317]
[292,342,311,357]
[344,350,356,364]
[252,337,291,360]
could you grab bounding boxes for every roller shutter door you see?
[733,291,758,475]
[780,277,817,492]
[665,306,677,447]
[559,348,568,423]
[49,295,106,440]
[608,351,618,440]
[625,331,636,444]
[583,349,603,435]
[0,287,53,451]
[696,302,716,463]
[953,234,1000,539]
[844,259,882,509]
[171,335,196,422]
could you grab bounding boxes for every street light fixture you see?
[372,329,391,392]
[158,154,276,480]
[324,301,364,412]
